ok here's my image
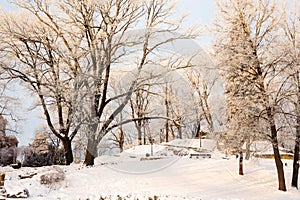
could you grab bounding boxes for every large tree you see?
[0,9,81,165]
[0,0,197,166]
[281,1,300,189]
[77,0,196,165]
[214,0,287,191]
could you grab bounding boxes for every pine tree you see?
[214,0,287,191]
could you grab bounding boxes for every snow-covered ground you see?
[1,139,300,199]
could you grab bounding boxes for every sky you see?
[0,0,216,145]
[179,0,216,26]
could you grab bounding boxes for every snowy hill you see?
[0,139,299,199]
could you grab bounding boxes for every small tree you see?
[187,69,216,133]
[129,84,151,145]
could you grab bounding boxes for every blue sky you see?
[178,0,215,26]
[0,0,216,145]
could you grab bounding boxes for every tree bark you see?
[84,138,98,166]
[261,76,287,192]
[165,122,169,143]
[292,142,299,188]
[178,125,182,139]
[272,141,287,191]
[84,149,96,166]
[143,123,147,145]
[245,139,251,160]
[137,121,142,145]
[292,72,300,189]
[62,138,73,165]
[119,129,124,153]
[165,84,169,143]
[0,173,6,200]
[291,114,300,188]
[268,108,287,191]
[239,151,244,175]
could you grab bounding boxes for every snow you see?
[166,138,216,151]
[1,139,300,199]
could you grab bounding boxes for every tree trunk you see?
[292,141,299,188]
[291,116,300,188]
[292,72,300,189]
[261,95,287,192]
[165,123,169,143]
[272,141,287,191]
[119,129,124,153]
[0,174,4,186]
[177,125,182,139]
[0,173,6,200]
[62,138,73,165]
[195,122,201,138]
[84,149,96,166]
[143,124,146,145]
[165,84,169,143]
[170,126,175,140]
[84,138,98,166]
[137,123,142,145]
[268,115,287,191]
[160,129,163,143]
[239,151,244,175]
[245,139,251,160]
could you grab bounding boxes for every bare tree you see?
[71,0,196,165]
[0,68,20,136]
[187,69,215,134]
[0,0,198,166]
[281,1,300,189]
[107,75,129,152]
[129,84,151,145]
[109,112,125,153]
[0,10,80,164]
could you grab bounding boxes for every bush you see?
[22,145,65,167]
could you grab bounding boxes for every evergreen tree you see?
[214,0,287,191]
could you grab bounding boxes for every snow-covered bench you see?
[189,153,211,159]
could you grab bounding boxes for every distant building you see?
[0,114,18,166]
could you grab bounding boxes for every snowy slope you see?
[0,139,300,200]
[166,138,216,151]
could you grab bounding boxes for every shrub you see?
[22,145,65,167]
